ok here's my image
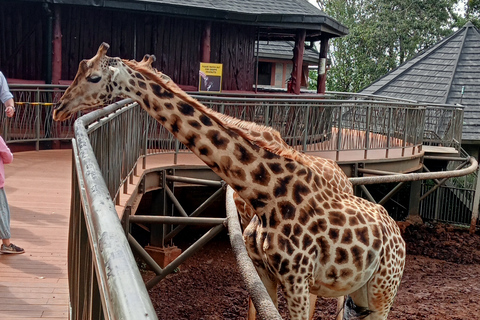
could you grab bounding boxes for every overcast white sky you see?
[307,0,320,9]
[307,0,465,15]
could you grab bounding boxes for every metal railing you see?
[146,94,441,162]
[3,86,463,156]
[3,87,471,319]
[70,99,156,320]
[1,84,77,149]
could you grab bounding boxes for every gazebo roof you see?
[30,0,348,40]
[360,22,480,141]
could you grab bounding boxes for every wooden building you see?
[256,41,321,91]
[0,0,347,93]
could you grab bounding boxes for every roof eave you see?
[39,0,348,39]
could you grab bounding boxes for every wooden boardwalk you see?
[0,150,71,320]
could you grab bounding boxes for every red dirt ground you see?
[143,223,480,319]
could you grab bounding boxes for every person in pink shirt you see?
[0,72,24,254]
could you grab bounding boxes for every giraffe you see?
[57,47,353,318]
[53,43,406,320]
[124,53,354,228]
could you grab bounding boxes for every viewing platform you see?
[0,150,71,320]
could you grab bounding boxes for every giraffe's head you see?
[53,42,123,121]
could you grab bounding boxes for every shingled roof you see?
[360,22,480,141]
[33,0,347,40]
[256,41,320,64]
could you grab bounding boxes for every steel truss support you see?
[350,156,477,186]
[125,170,227,289]
[351,156,478,221]
[129,224,225,290]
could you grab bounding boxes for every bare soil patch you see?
[143,223,480,319]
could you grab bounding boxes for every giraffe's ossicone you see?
[54,43,405,320]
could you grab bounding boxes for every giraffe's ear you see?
[79,60,89,73]
[109,66,120,82]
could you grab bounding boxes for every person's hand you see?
[5,106,15,118]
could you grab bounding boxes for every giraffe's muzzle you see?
[52,103,71,122]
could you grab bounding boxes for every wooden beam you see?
[317,36,329,94]
[289,29,306,94]
[200,21,211,63]
[52,5,62,84]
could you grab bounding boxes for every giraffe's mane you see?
[122,59,301,161]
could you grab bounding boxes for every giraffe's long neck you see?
[117,62,317,219]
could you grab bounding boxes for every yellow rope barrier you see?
[14,102,56,106]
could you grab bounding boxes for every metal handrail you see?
[70,98,156,320]
[2,86,463,154]
[350,157,478,185]
[225,185,282,320]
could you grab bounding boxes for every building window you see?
[257,62,273,85]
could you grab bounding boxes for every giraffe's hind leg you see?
[345,267,403,320]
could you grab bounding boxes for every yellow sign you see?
[199,63,223,92]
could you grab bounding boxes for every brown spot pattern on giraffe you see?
[56,48,406,320]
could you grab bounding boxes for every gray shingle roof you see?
[34,0,347,39]
[145,0,321,15]
[360,22,480,141]
[256,41,319,64]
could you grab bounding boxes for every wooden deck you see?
[0,150,71,320]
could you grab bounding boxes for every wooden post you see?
[317,36,329,94]
[289,29,306,94]
[52,5,62,84]
[200,21,211,63]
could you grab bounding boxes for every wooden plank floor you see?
[0,150,71,320]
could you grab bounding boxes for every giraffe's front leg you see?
[309,293,317,319]
[247,266,279,320]
[282,281,311,320]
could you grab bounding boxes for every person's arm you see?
[4,98,14,117]
[0,72,15,118]
[0,136,13,164]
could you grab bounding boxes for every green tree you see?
[308,69,318,90]
[454,0,480,28]
[318,0,458,92]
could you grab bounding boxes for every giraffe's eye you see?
[87,75,101,83]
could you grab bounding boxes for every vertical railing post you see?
[402,107,408,157]
[264,103,270,127]
[417,107,426,154]
[302,104,310,152]
[386,106,392,158]
[336,105,343,161]
[143,115,148,170]
[174,139,179,165]
[364,105,371,160]
[456,107,464,152]
[470,168,480,234]
[35,88,41,150]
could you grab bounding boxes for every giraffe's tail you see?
[341,295,374,320]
